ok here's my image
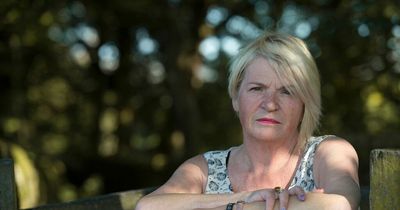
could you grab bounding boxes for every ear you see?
[232,97,239,112]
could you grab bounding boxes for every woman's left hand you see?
[243,186,306,210]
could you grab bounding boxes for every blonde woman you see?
[136,31,360,210]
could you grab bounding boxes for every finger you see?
[288,186,306,201]
[265,190,276,210]
[313,188,324,193]
[278,189,289,210]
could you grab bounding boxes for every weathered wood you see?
[370,149,400,210]
[0,158,18,210]
[23,187,155,210]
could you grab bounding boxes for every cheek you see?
[236,96,257,121]
[292,104,304,121]
[238,95,259,112]
[284,100,303,119]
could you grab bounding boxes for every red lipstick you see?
[256,118,281,124]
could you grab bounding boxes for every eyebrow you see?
[247,82,267,86]
[247,82,295,90]
[278,85,295,90]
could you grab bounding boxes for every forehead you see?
[243,57,290,86]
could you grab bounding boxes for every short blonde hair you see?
[228,31,321,146]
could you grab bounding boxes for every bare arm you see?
[313,137,361,209]
[135,155,304,210]
[136,137,360,210]
[135,155,248,210]
[197,193,349,210]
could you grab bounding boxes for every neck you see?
[239,135,300,173]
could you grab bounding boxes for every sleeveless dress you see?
[203,135,333,194]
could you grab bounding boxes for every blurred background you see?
[1,0,400,209]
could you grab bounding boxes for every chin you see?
[252,133,282,142]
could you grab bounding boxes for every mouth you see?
[256,118,281,124]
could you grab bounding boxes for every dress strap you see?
[289,135,335,192]
[203,149,233,194]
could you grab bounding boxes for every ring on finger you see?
[274,186,284,199]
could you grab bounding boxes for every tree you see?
[1,0,399,207]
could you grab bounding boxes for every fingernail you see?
[297,194,305,201]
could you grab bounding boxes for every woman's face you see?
[232,57,304,142]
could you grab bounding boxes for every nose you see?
[262,91,279,112]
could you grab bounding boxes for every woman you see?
[135,31,360,210]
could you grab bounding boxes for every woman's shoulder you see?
[306,135,349,149]
[182,147,232,170]
[303,135,357,162]
[314,135,355,151]
[308,135,337,143]
[313,135,358,164]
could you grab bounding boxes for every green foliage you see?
[1,0,400,208]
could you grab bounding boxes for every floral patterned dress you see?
[203,135,333,194]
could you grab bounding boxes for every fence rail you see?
[1,149,399,210]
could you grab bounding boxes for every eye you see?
[249,86,262,91]
[280,87,291,95]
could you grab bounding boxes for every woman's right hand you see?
[243,186,306,210]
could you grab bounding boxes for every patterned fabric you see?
[204,150,233,193]
[203,135,333,194]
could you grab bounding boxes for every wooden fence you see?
[1,149,399,210]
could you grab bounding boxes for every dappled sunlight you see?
[221,35,241,56]
[194,64,218,84]
[130,133,161,151]
[39,158,67,183]
[147,60,166,84]
[81,174,104,197]
[205,6,228,27]
[2,0,400,206]
[26,78,75,111]
[363,88,399,133]
[393,25,400,37]
[199,36,220,61]
[58,183,78,202]
[99,108,118,133]
[76,23,99,48]
[98,42,120,74]
[170,130,185,158]
[42,133,68,155]
[39,11,54,27]
[98,107,120,157]
[12,144,40,208]
[226,15,262,39]
[120,107,135,125]
[295,21,312,39]
[45,80,72,109]
[3,118,21,134]
[151,153,167,171]
[387,25,400,73]
[98,134,120,157]
[254,0,270,16]
[135,28,158,56]
[366,91,383,109]
[358,24,370,37]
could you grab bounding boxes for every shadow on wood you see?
[0,158,18,210]
[23,188,155,210]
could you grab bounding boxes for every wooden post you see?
[370,149,400,210]
[0,158,18,210]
